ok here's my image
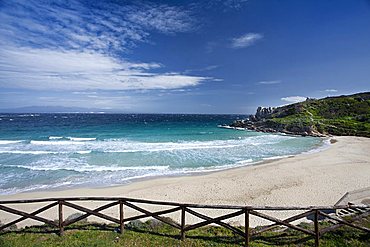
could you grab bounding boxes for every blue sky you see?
[0,0,369,113]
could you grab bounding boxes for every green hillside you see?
[232,92,370,137]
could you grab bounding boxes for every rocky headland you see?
[228,92,370,137]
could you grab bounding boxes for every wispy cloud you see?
[126,3,195,34]
[184,65,220,73]
[231,33,263,48]
[205,41,218,53]
[0,0,196,53]
[257,80,281,85]
[281,96,307,103]
[205,0,248,10]
[38,94,137,110]
[0,47,209,91]
[0,0,208,92]
[222,0,248,9]
[324,89,338,92]
[0,89,159,111]
[201,65,220,71]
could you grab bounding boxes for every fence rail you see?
[0,197,369,247]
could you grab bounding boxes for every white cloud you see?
[72,91,98,95]
[231,33,263,48]
[257,80,281,85]
[281,96,307,103]
[184,65,220,73]
[205,0,248,10]
[324,89,338,92]
[126,4,195,34]
[222,0,248,9]
[0,0,196,53]
[0,1,207,93]
[0,47,209,91]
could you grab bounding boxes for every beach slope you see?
[0,136,369,226]
[1,136,370,205]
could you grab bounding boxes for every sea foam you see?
[0,114,323,195]
[67,137,96,141]
[49,136,63,140]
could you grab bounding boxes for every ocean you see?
[0,113,324,195]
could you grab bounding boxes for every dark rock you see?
[228,106,328,137]
[255,107,275,120]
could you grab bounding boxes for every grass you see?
[1,218,369,247]
[262,92,370,137]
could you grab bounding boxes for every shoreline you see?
[0,136,359,203]
[0,135,330,196]
[0,136,369,227]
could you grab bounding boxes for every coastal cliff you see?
[230,92,370,137]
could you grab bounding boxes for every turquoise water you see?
[0,114,323,195]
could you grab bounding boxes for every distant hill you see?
[231,92,370,137]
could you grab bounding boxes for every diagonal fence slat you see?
[185,207,245,237]
[62,201,120,224]
[63,201,120,227]
[320,210,370,235]
[125,206,181,222]
[250,210,315,236]
[1,197,369,247]
[252,210,314,236]
[0,204,58,227]
[0,202,58,231]
[184,209,244,232]
[318,211,370,233]
[123,201,181,229]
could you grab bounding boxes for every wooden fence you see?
[0,197,369,246]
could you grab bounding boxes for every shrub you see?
[126,220,145,230]
[65,212,88,224]
[145,217,178,231]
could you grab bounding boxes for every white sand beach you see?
[1,136,369,227]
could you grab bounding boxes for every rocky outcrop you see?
[230,118,327,137]
[230,106,327,137]
[228,92,370,137]
[255,107,275,120]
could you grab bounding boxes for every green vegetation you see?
[261,92,370,137]
[1,218,369,247]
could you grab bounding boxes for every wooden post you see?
[180,206,186,240]
[119,200,124,234]
[314,210,320,247]
[58,200,64,236]
[245,208,250,247]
